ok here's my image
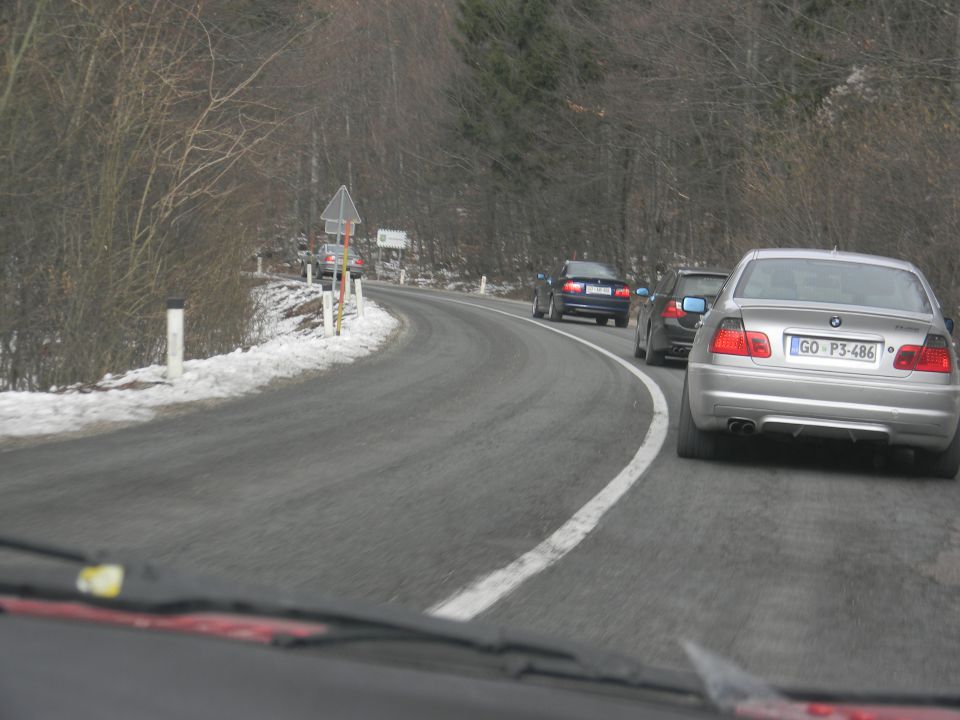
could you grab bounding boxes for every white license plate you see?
[789,336,879,361]
[585,285,612,296]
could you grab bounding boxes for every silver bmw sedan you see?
[678,248,960,478]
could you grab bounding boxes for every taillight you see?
[894,345,921,370]
[895,335,952,373]
[661,300,687,319]
[709,318,770,358]
[746,331,772,358]
[710,318,748,355]
[918,340,952,372]
[614,286,630,298]
[562,281,583,293]
[324,255,336,262]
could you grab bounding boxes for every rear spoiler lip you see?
[733,298,933,323]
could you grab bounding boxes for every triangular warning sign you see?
[320,185,361,224]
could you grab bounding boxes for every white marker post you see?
[306,262,313,287]
[355,278,365,318]
[257,256,262,275]
[479,275,487,295]
[344,272,351,306]
[399,269,406,285]
[166,297,184,380]
[322,291,334,338]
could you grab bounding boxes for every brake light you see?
[918,344,951,372]
[709,318,771,358]
[895,335,953,373]
[661,301,687,319]
[614,286,630,298]
[710,318,748,355]
[324,255,336,262]
[562,281,583,293]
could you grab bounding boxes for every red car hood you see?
[0,595,329,644]
[738,698,960,720]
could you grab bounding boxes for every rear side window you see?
[676,274,726,299]
[653,272,674,296]
[735,258,932,314]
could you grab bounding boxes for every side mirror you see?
[946,317,955,335]
[635,287,649,297]
[682,296,708,314]
[536,273,545,281]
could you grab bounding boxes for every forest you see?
[3,0,960,388]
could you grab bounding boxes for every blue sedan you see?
[532,261,631,327]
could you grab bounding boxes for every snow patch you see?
[0,281,398,440]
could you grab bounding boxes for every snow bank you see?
[0,280,398,440]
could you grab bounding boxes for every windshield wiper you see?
[272,621,705,701]
[0,534,705,701]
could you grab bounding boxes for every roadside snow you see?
[0,280,398,440]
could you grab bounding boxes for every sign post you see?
[336,221,352,335]
[320,185,361,336]
[376,230,409,282]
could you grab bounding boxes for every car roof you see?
[567,260,617,267]
[747,247,919,273]
[675,267,729,276]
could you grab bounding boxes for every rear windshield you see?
[735,258,932,314]
[677,274,726,299]
[321,245,358,257]
[566,261,619,279]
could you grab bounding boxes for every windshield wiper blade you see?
[275,622,705,699]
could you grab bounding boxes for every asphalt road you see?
[3,282,960,693]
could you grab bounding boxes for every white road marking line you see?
[391,294,670,621]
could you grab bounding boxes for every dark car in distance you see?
[532,261,631,327]
[634,267,728,365]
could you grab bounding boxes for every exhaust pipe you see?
[727,419,757,436]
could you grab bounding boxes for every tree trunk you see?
[309,116,319,236]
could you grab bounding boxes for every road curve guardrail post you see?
[166,296,185,380]
[322,291,334,338]
[355,278,365,318]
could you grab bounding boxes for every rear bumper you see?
[318,261,364,277]
[649,321,696,356]
[556,294,629,317]
[687,362,960,450]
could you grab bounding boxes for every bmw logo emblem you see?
[830,316,842,328]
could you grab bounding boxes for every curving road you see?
[2,282,960,692]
